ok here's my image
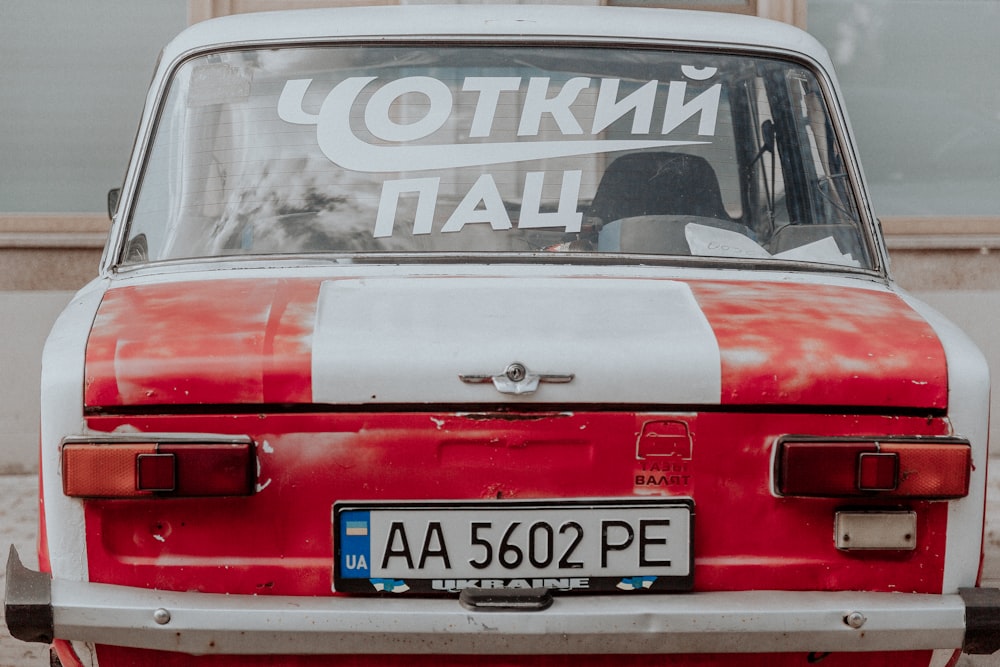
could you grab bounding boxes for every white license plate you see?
[333,499,693,594]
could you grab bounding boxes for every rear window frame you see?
[109,35,883,277]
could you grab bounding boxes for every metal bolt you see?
[153,608,171,625]
[844,611,866,629]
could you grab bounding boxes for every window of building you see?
[808,0,1000,222]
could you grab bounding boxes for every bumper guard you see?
[6,545,1000,656]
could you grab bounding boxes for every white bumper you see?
[8,546,999,657]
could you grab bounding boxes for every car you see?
[5,5,999,666]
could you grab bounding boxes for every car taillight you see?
[62,436,255,498]
[775,437,971,499]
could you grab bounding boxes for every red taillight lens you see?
[776,437,971,499]
[62,437,255,498]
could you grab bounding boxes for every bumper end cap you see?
[4,544,54,644]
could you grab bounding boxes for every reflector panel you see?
[885,443,971,498]
[62,438,255,498]
[63,443,156,497]
[776,437,971,499]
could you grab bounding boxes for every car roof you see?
[160,4,833,71]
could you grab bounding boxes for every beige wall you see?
[0,216,108,291]
[4,217,995,292]
[188,0,805,27]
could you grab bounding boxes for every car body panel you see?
[76,409,953,595]
[83,273,946,410]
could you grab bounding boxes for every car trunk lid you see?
[83,273,947,411]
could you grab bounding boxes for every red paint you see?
[52,640,85,667]
[689,281,947,409]
[36,460,50,576]
[83,277,948,411]
[85,279,318,408]
[83,411,950,596]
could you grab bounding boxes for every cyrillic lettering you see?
[276,78,321,125]
[441,173,512,233]
[518,170,583,233]
[592,79,657,135]
[374,177,441,238]
[365,76,453,142]
[463,77,521,138]
[662,81,721,136]
[518,77,591,137]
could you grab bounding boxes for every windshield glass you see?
[123,45,870,269]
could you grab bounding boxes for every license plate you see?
[333,499,693,594]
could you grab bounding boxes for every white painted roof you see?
[159,5,833,73]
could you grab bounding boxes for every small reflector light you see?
[62,438,255,499]
[776,437,971,499]
[63,444,156,498]
[137,453,176,492]
[857,452,898,492]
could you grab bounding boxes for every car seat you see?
[588,151,731,223]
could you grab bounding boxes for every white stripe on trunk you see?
[312,276,722,405]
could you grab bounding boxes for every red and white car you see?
[6,5,999,666]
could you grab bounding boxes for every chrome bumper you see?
[6,546,1000,656]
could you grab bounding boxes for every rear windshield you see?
[123,45,871,269]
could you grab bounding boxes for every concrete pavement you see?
[0,475,47,664]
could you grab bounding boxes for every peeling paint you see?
[690,280,947,409]
[83,277,946,412]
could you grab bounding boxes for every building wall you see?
[809,0,1000,220]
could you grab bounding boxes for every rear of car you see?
[6,6,998,666]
